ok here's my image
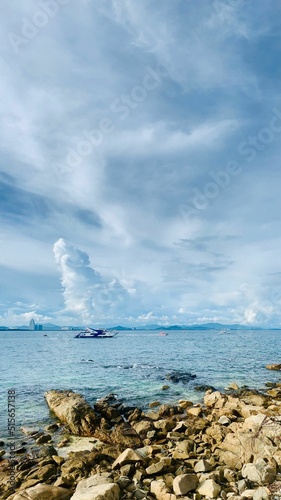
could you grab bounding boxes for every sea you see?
[0,329,280,440]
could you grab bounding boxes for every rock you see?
[173,473,198,495]
[197,478,221,498]
[52,455,64,466]
[0,449,5,458]
[187,406,202,417]
[194,459,213,473]
[117,476,131,489]
[132,420,153,438]
[161,385,170,390]
[25,463,57,482]
[194,384,217,392]
[154,419,175,433]
[7,483,72,499]
[134,488,147,499]
[178,399,193,408]
[253,486,270,500]
[71,474,120,500]
[242,459,276,485]
[165,370,196,384]
[265,364,281,370]
[44,423,59,432]
[242,489,256,497]
[60,451,99,484]
[218,416,231,425]
[112,448,143,469]
[146,461,167,475]
[36,434,51,445]
[149,401,161,407]
[204,391,226,408]
[172,439,193,459]
[228,382,240,391]
[150,479,176,500]
[44,390,99,436]
[20,427,41,437]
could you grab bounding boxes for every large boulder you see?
[219,414,281,469]
[71,474,120,500]
[7,483,72,499]
[242,458,276,485]
[45,391,100,436]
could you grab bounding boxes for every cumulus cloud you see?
[53,238,130,322]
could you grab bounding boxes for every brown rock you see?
[7,483,72,499]
[44,390,99,436]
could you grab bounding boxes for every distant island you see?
[0,322,280,331]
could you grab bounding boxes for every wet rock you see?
[149,401,161,407]
[20,427,41,437]
[44,423,59,433]
[36,434,51,445]
[265,364,281,370]
[165,371,196,384]
[194,384,217,392]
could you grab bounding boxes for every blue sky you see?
[0,0,281,327]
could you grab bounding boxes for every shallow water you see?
[0,329,280,438]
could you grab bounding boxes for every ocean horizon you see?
[1,328,280,441]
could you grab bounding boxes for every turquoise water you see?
[0,329,280,439]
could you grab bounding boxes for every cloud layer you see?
[0,1,281,326]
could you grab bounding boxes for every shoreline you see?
[1,377,281,499]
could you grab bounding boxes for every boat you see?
[74,327,118,338]
[218,329,230,335]
[158,331,168,336]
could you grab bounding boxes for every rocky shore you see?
[1,380,281,499]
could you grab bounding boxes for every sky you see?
[0,0,281,328]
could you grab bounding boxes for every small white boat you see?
[218,329,230,335]
[74,327,118,338]
[158,331,168,336]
